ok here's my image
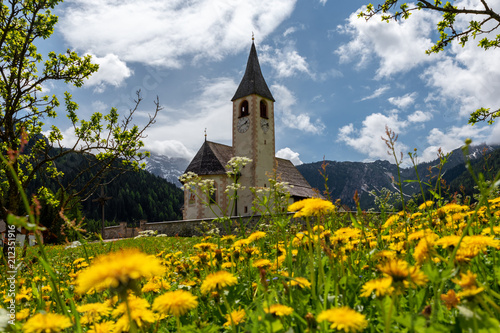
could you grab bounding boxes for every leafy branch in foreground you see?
[359,0,500,125]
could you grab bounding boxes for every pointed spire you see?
[231,40,275,102]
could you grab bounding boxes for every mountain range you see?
[143,154,189,187]
[296,144,499,209]
[145,144,500,210]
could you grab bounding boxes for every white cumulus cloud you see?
[276,147,303,165]
[60,0,297,68]
[272,84,325,134]
[260,44,313,79]
[339,3,500,123]
[361,85,390,101]
[142,77,237,157]
[420,124,491,162]
[85,53,132,92]
[408,110,432,123]
[337,113,409,161]
[421,44,500,118]
[144,139,194,159]
[336,7,439,78]
[388,92,417,109]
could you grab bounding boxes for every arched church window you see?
[208,184,217,205]
[240,100,249,117]
[260,100,267,118]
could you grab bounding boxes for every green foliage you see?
[28,151,183,233]
[0,0,159,229]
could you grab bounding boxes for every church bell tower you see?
[231,40,275,213]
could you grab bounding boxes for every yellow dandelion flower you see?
[223,309,246,327]
[288,198,335,217]
[436,203,468,219]
[382,212,405,229]
[413,234,439,264]
[222,235,237,242]
[317,306,368,332]
[243,247,259,258]
[200,271,238,294]
[289,277,311,289]
[287,199,308,213]
[411,212,423,219]
[16,286,32,302]
[435,235,461,248]
[247,231,267,242]
[481,226,500,235]
[408,230,436,242]
[77,302,112,324]
[443,203,469,212]
[142,278,171,293]
[418,201,434,210]
[112,295,155,331]
[388,241,406,254]
[360,277,394,298]
[252,259,272,269]
[334,227,361,240]
[453,235,500,262]
[152,289,198,317]
[23,312,72,333]
[76,249,165,294]
[41,285,52,293]
[88,321,116,333]
[464,234,500,250]
[313,225,325,233]
[457,286,484,298]
[489,196,500,204]
[193,242,218,252]
[221,262,236,269]
[374,250,397,261]
[378,259,428,287]
[451,212,467,223]
[265,304,294,317]
[453,270,479,289]
[16,308,31,321]
[73,258,86,265]
[292,233,306,247]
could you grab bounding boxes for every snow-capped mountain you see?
[143,152,190,187]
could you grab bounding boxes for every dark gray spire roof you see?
[231,42,275,102]
[184,141,233,176]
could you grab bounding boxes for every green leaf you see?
[349,213,362,229]
[6,214,44,231]
[428,190,442,200]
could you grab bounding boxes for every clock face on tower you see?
[237,117,250,133]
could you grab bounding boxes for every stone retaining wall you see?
[103,211,373,240]
[103,222,141,239]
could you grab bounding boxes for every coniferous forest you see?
[27,149,183,241]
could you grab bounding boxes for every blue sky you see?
[43,0,500,166]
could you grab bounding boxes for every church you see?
[182,40,318,220]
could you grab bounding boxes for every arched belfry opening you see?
[260,100,267,118]
[240,100,249,117]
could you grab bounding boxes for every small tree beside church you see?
[0,0,158,235]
